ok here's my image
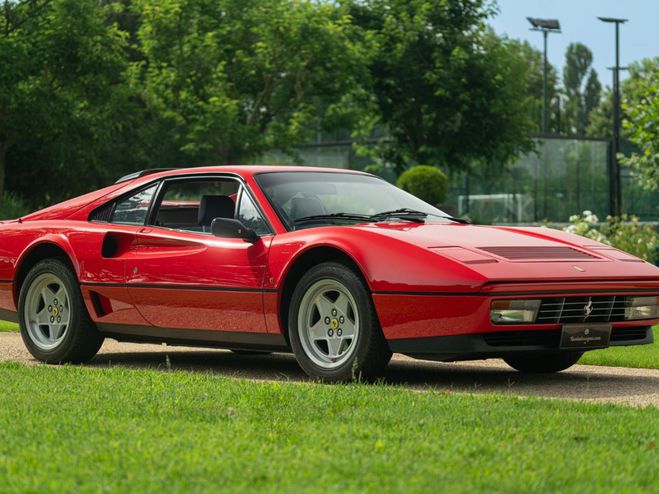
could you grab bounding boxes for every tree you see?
[345,0,535,174]
[131,0,370,166]
[562,42,601,135]
[505,39,559,134]
[620,58,659,191]
[0,0,136,205]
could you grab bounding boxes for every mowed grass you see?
[0,363,657,494]
[580,327,658,370]
[0,320,18,332]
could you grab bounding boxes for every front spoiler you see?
[388,326,654,362]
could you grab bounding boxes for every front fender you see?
[266,227,487,293]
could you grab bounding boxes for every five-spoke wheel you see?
[298,279,359,369]
[23,273,71,351]
[289,262,391,382]
[19,259,103,363]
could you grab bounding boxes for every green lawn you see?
[0,363,657,494]
[0,320,18,332]
[580,327,658,369]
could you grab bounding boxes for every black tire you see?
[288,261,392,382]
[18,258,104,364]
[504,351,583,374]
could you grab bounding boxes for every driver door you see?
[125,176,273,333]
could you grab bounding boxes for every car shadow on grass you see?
[87,348,659,405]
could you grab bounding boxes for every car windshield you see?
[254,171,452,230]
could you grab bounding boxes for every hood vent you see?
[478,246,600,260]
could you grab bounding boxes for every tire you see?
[19,258,104,364]
[504,351,583,374]
[288,262,391,382]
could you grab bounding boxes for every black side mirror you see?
[210,218,258,242]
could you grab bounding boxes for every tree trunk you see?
[0,138,14,206]
[0,141,7,206]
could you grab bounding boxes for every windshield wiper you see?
[293,212,374,225]
[370,208,470,224]
[369,208,428,222]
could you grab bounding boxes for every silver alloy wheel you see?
[297,279,360,369]
[23,273,71,351]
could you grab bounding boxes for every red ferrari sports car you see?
[0,166,657,381]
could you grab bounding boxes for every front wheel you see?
[19,259,104,364]
[504,351,583,373]
[288,262,391,382]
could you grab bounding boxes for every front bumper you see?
[388,326,654,362]
[373,281,659,358]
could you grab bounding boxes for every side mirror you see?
[210,218,258,242]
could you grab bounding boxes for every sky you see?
[488,0,659,86]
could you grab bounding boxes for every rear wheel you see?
[504,351,583,373]
[19,259,103,364]
[288,262,391,382]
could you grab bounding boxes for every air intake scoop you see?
[478,246,600,261]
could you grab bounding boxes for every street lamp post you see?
[527,17,561,134]
[598,17,627,217]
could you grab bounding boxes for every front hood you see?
[358,222,604,252]
[355,222,659,284]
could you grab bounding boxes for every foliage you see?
[0,192,29,220]
[564,210,658,263]
[504,39,559,134]
[346,0,536,174]
[131,0,370,166]
[396,165,448,206]
[620,58,659,191]
[588,58,659,139]
[562,43,601,135]
[0,0,137,206]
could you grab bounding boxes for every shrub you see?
[396,165,448,206]
[564,210,658,263]
[0,193,29,220]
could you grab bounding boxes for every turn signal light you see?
[490,299,541,324]
[625,296,659,320]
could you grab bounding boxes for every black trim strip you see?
[97,323,289,351]
[387,326,653,359]
[0,308,18,323]
[373,288,659,297]
[81,281,278,293]
[0,279,12,284]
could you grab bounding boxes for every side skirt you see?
[97,323,290,352]
[0,308,19,324]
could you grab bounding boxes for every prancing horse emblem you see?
[583,299,593,319]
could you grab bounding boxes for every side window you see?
[237,189,270,236]
[151,178,240,232]
[111,184,158,225]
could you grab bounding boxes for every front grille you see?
[535,296,627,324]
[483,327,649,347]
[479,246,599,260]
